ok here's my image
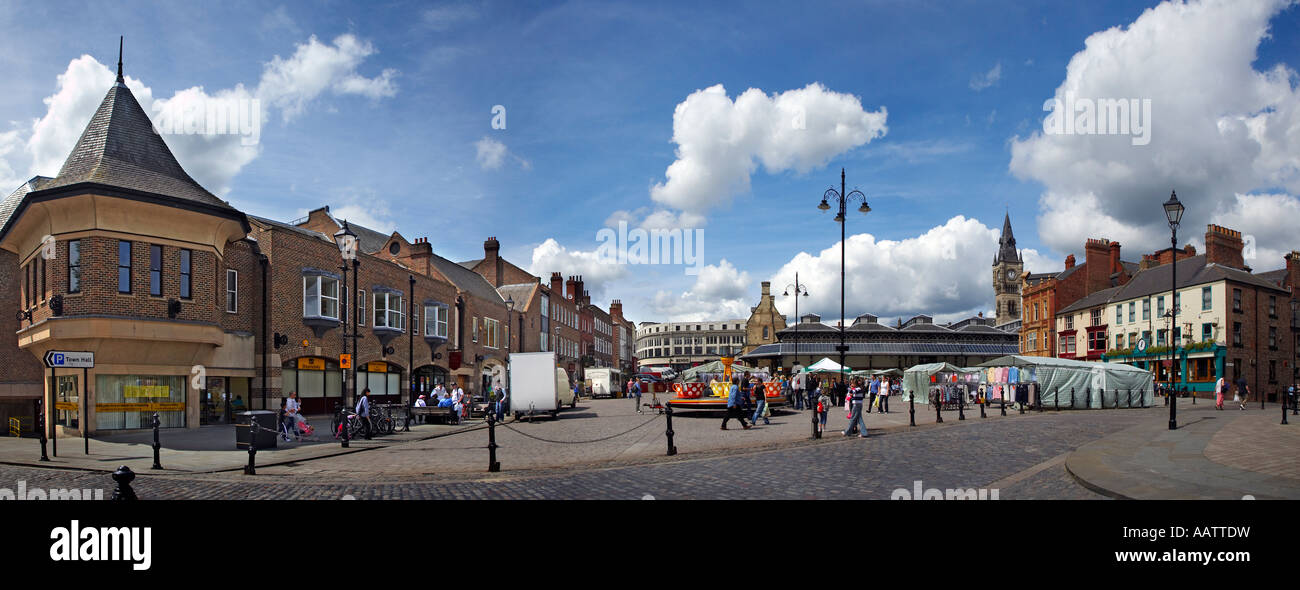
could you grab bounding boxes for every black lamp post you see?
[334,221,359,414]
[783,276,814,439]
[818,168,870,393]
[505,295,516,353]
[1292,299,1298,416]
[1163,190,1184,430]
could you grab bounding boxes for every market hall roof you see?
[744,342,1020,358]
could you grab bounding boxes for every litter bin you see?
[236,410,278,450]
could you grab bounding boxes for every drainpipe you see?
[259,248,269,410]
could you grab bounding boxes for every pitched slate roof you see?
[42,81,236,212]
[428,252,505,305]
[496,282,538,312]
[1057,285,1124,315]
[0,176,52,230]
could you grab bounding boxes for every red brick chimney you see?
[1083,238,1111,294]
[483,236,502,287]
[1064,254,1076,270]
[550,272,564,297]
[1109,242,1122,276]
[610,299,623,322]
[1285,251,1300,293]
[566,276,577,301]
[1204,224,1245,269]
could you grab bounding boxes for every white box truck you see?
[508,351,575,420]
[587,367,622,399]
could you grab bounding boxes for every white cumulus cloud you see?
[1010,0,1300,264]
[647,259,754,321]
[650,82,887,220]
[527,238,630,300]
[2,34,398,198]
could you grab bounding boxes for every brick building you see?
[1018,238,1139,357]
[1059,224,1299,400]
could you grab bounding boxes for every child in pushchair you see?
[280,411,313,441]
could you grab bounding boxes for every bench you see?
[409,406,459,425]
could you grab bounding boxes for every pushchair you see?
[280,411,314,442]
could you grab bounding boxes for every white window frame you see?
[485,317,500,349]
[373,292,405,331]
[226,269,238,314]
[359,290,366,327]
[303,275,340,320]
[424,304,449,338]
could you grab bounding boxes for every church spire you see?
[116,36,124,85]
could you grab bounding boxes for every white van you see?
[508,351,576,420]
[587,367,622,399]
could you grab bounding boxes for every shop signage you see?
[366,361,388,373]
[297,357,326,371]
[43,351,94,369]
[96,402,186,413]
[124,385,171,399]
[339,354,352,369]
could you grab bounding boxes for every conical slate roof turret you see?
[994,212,1021,265]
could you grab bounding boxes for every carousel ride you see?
[665,355,788,411]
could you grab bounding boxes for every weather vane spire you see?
[116,36,124,84]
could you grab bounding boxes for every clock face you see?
[1006,269,1017,280]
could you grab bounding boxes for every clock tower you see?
[993,212,1023,325]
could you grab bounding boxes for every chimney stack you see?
[566,276,577,301]
[1083,238,1112,294]
[550,272,564,297]
[1064,254,1076,269]
[1109,241,1122,276]
[483,237,502,287]
[1204,224,1245,269]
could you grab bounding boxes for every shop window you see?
[94,375,186,430]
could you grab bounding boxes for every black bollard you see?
[1069,388,1075,410]
[908,392,916,427]
[1055,389,1060,412]
[245,415,257,475]
[110,465,137,501]
[665,405,677,456]
[150,413,163,470]
[487,411,501,472]
[1293,390,1298,416]
[935,394,943,424]
[1282,398,1289,425]
[812,394,821,439]
[958,391,966,421]
[341,405,350,448]
[1000,392,1007,417]
[37,399,49,462]
[1037,389,1043,413]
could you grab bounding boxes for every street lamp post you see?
[1292,299,1298,416]
[818,168,871,395]
[783,275,813,439]
[334,221,359,446]
[1163,191,1184,430]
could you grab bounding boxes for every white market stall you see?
[975,355,1154,408]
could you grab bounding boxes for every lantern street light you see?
[817,168,870,395]
[333,221,359,448]
[783,273,812,438]
[1163,190,1184,430]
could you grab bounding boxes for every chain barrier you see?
[498,412,663,445]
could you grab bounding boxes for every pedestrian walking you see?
[843,378,868,438]
[750,377,770,426]
[791,372,804,410]
[721,377,751,430]
[1215,375,1225,410]
[1236,377,1249,410]
[632,379,643,413]
[355,387,372,439]
[880,378,893,414]
[867,376,880,413]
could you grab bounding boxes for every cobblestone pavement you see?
[1203,403,1300,481]
[0,405,1159,499]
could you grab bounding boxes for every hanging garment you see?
[1008,367,1020,384]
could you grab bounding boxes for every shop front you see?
[359,361,403,404]
[281,357,343,415]
[94,374,188,430]
[199,376,252,425]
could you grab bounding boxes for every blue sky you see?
[2,0,1298,326]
